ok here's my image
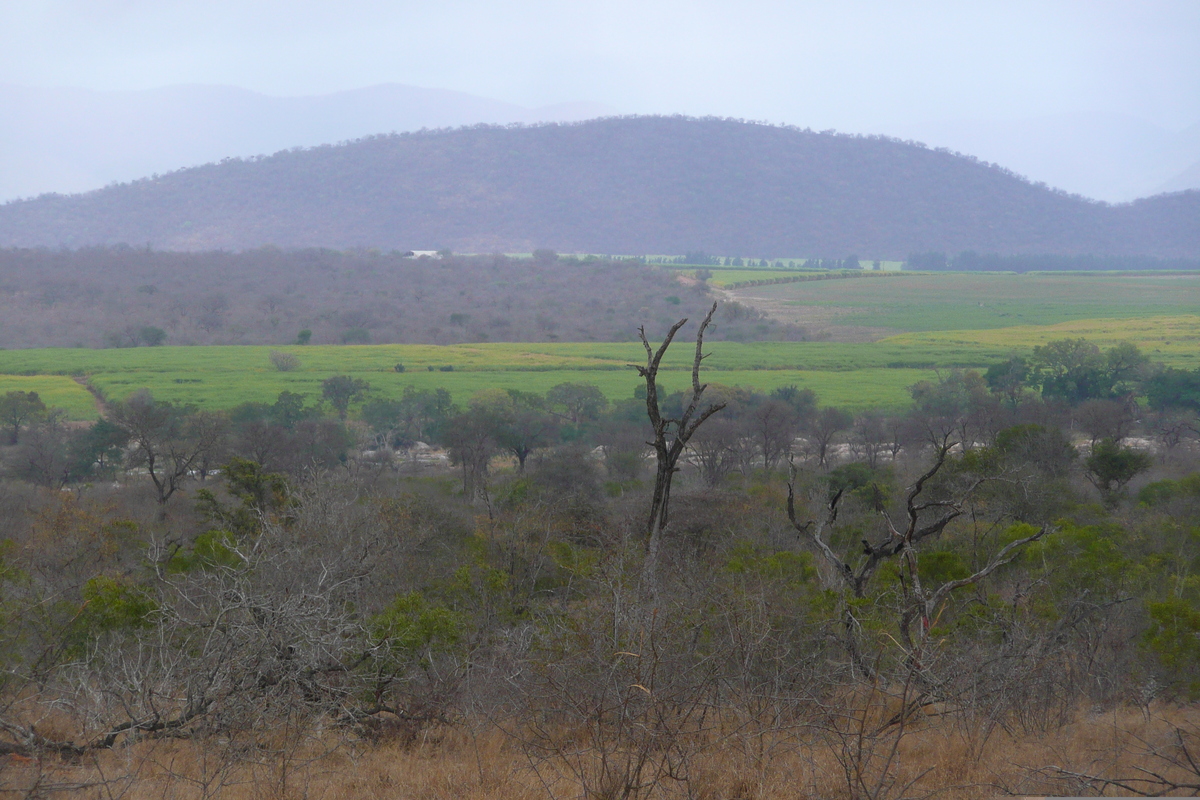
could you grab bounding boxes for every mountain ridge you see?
[2,116,1197,258]
[0,82,614,202]
[883,112,1200,203]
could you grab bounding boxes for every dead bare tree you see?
[633,302,725,597]
[787,439,976,599]
[787,435,1048,681]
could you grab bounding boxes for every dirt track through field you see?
[72,375,109,419]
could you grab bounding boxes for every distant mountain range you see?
[4,83,1198,206]
[0,83,613,202]
[1,116,1197,258]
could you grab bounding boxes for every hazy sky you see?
[2,0,1198,132]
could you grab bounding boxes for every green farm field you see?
[0,343,945,416]
[0,272,1194,419]
[1,309,1196,419]
[730,271,1200,334]
[676,263,904,287]
[887,314,1200,369]
[0,374,99,420]
[88,363,936,415]
[693,269,805,286]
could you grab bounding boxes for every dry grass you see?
[3,705,1199,799]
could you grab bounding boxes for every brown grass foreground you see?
[3,705,1199,799]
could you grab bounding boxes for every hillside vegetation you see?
[1,116,1198,256]
[2,315,1200,798]
[0,248,803,349]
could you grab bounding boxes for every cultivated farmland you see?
[678,263,905,287]
[728,270,1200,339]
[1,310,1195,419]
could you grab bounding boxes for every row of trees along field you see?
[0,247,807,349]
[906,251,1200,272]
[2,325,1200,796]
[658,252,867,269]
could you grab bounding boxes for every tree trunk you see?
[633,303,724,600]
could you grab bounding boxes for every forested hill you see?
[1,116,1197,258]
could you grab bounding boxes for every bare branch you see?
[787,460,853,588]
[634,304,726,598]
[927,525,1049,612]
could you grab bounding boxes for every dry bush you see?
[268,350,300,372]
[5,705,1200,799]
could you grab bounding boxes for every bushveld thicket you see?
[1,329,1199,798]
[0,248,805,349]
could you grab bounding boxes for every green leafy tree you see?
[1143,598,1200,698]
[271,390,312,428]
[491,390,559,472]
[546,382,608,426]
[194,457,289,542]
[65,576,158,656]
[363,388,457,449]
[401,386,454,442]
[139,326,167,346]
[321,375,370,420]
[960,423,1080,521]
[0,390,46,445]
[370,592,463,660]
[985,356,1030,406]
[1146,367,1200,412]
[771,384,818,419]
[994,424,1077,477]
[1085,438,1152,505]
[1031,338,1148,403]
[70,419,130,479]
[361,398,405,447]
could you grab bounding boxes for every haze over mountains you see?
[885,113,1200,202]
[1,116,1197,259]
[3,83,1199,206]
[0,83,614,202]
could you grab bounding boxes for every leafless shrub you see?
[516,556,724,800]
[268,349,300,371]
